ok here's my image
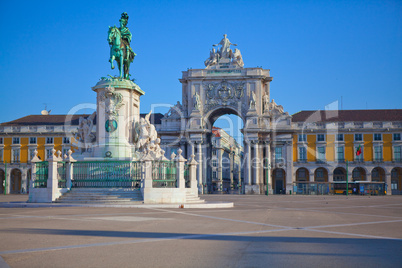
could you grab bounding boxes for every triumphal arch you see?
[160,35,294,194]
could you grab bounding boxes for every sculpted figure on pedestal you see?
[232,49,244,67]
[75,112,96,152]
[249,91,256,110]
[108,12,136,79]
[204,48,219,67]
[194,92,201,110]
[134,111,163,159]
[263,94,270,113]
[213,34,237,59]
[164,101,183,118]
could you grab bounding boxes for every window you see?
[316,169,324,179]
[317,146,326,161]
[336,146,344,161]
[29,137,37,144]
[355,146,364,161]
[336,134,344,142]
[29,149,36,161]
[63,137,70,144]
[0,149,3,161]
[212,159,217,167]
[275,147,282,161]
[394,146,401,162]
[298,134,307,142]
[62,148,69,157]
[212,171,217,179]
[317,134,325,142]
[394,133,401,141]
[12,148,20,162]
[212,150,216,156]
[355,134,363,141]
[46,137,53,144]
[0,137,3,144]
[297,169,306,180]
[298,147,307,161]
[275,169,284,178]
[46,149,53,159]
[374,145,382,161]
[352,169,361,181]
[374,133,382,141]
[12,137,20,144]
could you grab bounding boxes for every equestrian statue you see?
[108,12,136,79]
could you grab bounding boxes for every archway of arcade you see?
[391,167,402,194]
[204,108,244,194]
[10,168,22,194]
[0,169,4,194]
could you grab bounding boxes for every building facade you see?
[0,113,162,194]
[1,36,401,195]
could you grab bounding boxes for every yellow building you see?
[0,113,163,194]
[291,110,402,195]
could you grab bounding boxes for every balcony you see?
[372,158,383,164]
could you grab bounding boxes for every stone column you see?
[217,147,223,192]
[252,142,258,185]
[175,149,186,189]
[244,142,251,187]
[265,142,272,194]
[188,154,198,197]
[385,172,391,195]
[197,141,203,194]
[285,141,293,194]
[367,172,372,182]
[309,172,315,182]
[229,148,234,190]
[202,144,208,186]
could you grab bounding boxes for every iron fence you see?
[57,162,67,188]
[72,161,141,188]
[184,164,190,188]
[34,161,48,188]
[152,161,176,188]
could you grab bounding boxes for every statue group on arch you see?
[205,34,244,68]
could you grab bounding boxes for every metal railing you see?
[184,164,190,188]
[57,162,67,188]
[34,161,48,188]
[72,161,141,188]
[152,161,176,188]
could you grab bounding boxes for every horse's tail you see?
[130,50,136,61]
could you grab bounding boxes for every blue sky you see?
[0,0,401,126]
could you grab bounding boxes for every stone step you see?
[55,188,144,204]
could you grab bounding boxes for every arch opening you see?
[205,112,244,194]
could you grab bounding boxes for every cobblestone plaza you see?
[0,195,401,267]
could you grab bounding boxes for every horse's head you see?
[107,26,120,44]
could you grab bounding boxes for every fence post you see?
[64,149,76,190]
[46,149,59,202]
[141,154,153,189]
[175,149,186,189]
[28,150,41,202]
[188,154,199,196]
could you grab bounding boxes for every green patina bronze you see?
[108,12,136,79]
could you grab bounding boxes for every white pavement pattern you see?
[0,195,401,267]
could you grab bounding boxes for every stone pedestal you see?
[91,79,144,160]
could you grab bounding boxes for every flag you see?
[356,145,362,156]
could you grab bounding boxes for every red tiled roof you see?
[212,126,221,137]
[292,109,402,123]
[0,113,164,126]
